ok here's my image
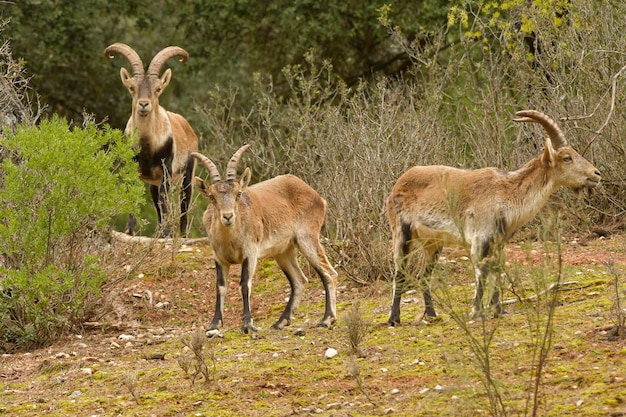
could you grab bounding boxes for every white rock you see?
[324,348,338,359]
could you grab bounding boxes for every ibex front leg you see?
[240,258,259,334]
[207,261,228,334]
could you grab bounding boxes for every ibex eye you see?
[564,155,573,162]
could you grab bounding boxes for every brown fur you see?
[387,111,601,324]
[193,146,337,334]
[106,43,198,236]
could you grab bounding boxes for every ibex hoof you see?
[241,324,259,334]
[271,319,289,330]
[205,329,223,338]
[317,318,335,329]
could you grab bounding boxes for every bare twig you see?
[110,230,208,245]
[561,63,626,154]
[503,281,580,305]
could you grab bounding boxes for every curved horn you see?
[513,110,568,148]
[104,43,144,77]
[226,144,251,182]
[147,46,189,77]
[191,152,221,184]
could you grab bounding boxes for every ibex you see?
[105,43,198,237]
[192,145,338,334]
[387,110,601,325]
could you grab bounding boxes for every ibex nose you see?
[222,213,234,225]
[137,101,150,115]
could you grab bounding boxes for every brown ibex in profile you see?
[387,110,601,324]
[192,145,338,334]
[105,43,198,237]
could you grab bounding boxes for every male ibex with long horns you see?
[105,43,198,237]
[387,110,601,324]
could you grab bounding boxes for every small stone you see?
[390,388,400,395]
[293,328,306,336]
[324,348,338,359]
[68,390,82,398]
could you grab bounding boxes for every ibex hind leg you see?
[419,246,442,321]
[297,235,337,328]
[272,250,307,330]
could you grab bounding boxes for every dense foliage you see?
[1,0,449,129]
[0,117,143,350]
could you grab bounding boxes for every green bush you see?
[0,117,144,350]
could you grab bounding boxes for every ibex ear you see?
[240,167,252,189]
[120,68,133,87]
[541,138,556,167]
[194,176,210,197]
[159,68,172,90]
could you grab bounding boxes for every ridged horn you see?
[191,152,221,184]
[226,144,251,182]
[104,43,144,77]
[147,46,189,77]
[513,110,568,149]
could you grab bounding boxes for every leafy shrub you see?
[0,117,144,350]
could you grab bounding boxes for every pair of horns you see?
[104,43,188,77]
[192,145,251,184]
[513,110,568,149]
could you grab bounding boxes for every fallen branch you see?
[503,280,580,305]
[110,230,208,245]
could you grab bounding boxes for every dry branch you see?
[110,230,208,245]
[503,281,584,305]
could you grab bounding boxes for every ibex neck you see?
[504,157,557,234]
[127,107,172,145]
